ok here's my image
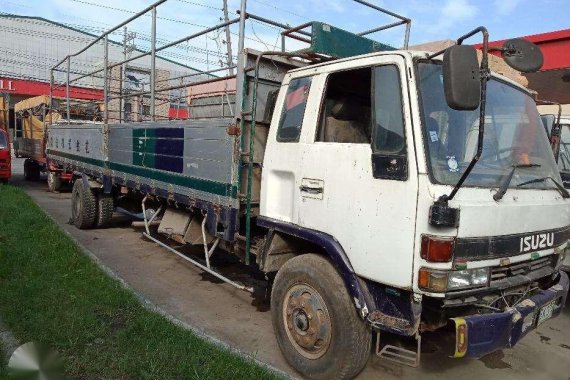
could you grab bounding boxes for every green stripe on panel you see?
[47,149,236,197]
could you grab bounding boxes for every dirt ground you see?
[10,157,570,380]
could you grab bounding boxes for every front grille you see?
[490,256,556,283]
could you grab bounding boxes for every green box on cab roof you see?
[308,21,396,59]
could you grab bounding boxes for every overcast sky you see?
[2,0,569,72]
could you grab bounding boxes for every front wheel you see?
[271,254,371,380]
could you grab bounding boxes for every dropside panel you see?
[47,119,238,209]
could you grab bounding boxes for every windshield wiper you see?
[493,163,541,201]
[516,176,570,198]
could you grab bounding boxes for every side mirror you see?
[443,45,481,111]
[501,38,543,73]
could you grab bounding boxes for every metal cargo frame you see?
[48,0,412,264]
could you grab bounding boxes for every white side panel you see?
[261,83,298,223]
[295,56,418,289]
[300,144,418,288]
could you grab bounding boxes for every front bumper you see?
[451,271,569,358]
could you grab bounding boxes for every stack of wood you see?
[477,50,529,88]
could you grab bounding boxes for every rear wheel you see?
[71,179,97,229]
[96,193,115,228]
[47,171,62,192]
[271,254,372,380]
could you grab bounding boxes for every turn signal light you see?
[421,235,455,262]
[418,268,448,292]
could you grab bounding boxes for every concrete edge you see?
[0,318,20,363]
[38,206,294,379]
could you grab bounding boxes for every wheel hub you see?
[283,284,332,359]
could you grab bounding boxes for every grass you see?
[0,340,6,379]
[0,184,280,380]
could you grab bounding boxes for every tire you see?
[24,160,41,181]
[71,179,97,229]
[271,254,372,380]
[96,193,115,228]
[23,159,33,181]
[47,171,62,192]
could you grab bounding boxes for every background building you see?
[0,14,207,126]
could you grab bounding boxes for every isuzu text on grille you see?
[520,233,555,253]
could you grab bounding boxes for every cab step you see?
[375,332,421,368]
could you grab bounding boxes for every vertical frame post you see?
[237,0,247,55]
[222,0,235,75]
[121,26,127,123]
[235,0,250,263]
[150,6,157,121]
[404,21,411,49]
[49,69,54,125]
[104,34,109,124]
[66,57,71,124]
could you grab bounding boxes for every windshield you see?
[0,131,6,149]
[417,62,561,190]
[558,125,570,173]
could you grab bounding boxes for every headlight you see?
[419,267,489,292]
[448,268,489,290]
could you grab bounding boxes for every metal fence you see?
[49,0,411,126]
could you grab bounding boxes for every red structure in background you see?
[169,107,189,119]
[0,77,103,100]
[1,77,189,119]
[476,29,570,104]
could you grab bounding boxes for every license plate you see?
[537,300,557,325]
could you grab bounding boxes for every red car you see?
[0,128,11,182]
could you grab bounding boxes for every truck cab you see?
[0,128,11,183]
[261,48,569,369]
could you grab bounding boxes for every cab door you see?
[298,56,419,288]
[261,75,315,224]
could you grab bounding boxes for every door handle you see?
[300,178,324,199]
[299,185,323,194]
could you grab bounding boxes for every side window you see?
[316,67,372,143]
[372,65,407,180]
[373,65,406,154]
[277,77,312,142]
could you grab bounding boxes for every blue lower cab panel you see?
[453,271,569,358]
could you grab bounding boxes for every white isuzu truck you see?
[46,1,569,378]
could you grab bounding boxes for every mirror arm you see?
[439,27,490,203]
